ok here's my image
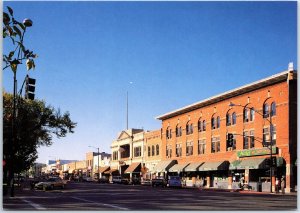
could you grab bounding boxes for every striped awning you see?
[185,162,204,172]
[104,168,119,174]
[99,166,110,173]
[125,163,141,173]
[168,163,190,172]
[199,161,229,171]
[152,160,177,173]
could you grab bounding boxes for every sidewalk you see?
[185,186,297,196]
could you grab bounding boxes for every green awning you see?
[229,160,242,170]
[168,163,190,172]
[233,158,267,169]
[152,160,177,173]
[199,161,229,171]
[185,162,204,172]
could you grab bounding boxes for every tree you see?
[3,6,37,72]
[3,93,77,176]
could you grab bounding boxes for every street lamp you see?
[229,102,274,193]
[88,146,100,180]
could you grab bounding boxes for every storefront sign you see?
[237,147,277,158]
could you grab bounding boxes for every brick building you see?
[143,129,163,179]
[156,68,297,192]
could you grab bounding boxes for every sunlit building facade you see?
[156,69,297,193]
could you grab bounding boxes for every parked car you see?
[141,179,152,186]
[121,178,129,185]
[98,177,109,184]
[152,177,167,187]
[112,176,122,184]
[130,177,141,185]
[168,176,182,188]
[82,176,93,182]
[35,177,66,190]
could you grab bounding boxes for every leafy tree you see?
[3,93,77,175]
[3,6,37,72]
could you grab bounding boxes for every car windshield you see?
[170,177,180,180]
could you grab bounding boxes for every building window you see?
[166,128,172,139]
[113,151,118,160]
[176,143,182,157]
[263,103,269,118]
[186,141,193,156]
[226,113,231,126]
[271,125,276,145]
[198,139,206,155]
[148,146,151,157]
[152,145,155,156]
[134,146,141,157]
[166,145,172,158]
[232,113,236,125]
[250,130,255,148]
[226,134,236,151]
[198,120,202,132]
[176,125,182,137]
[156,144,159,155]
[186,123,193,135]
[211,117,216,129]
[216,116,220,128]
[211,137,220,153]
[203,120,206,131]
[250,108,255,121]
[243,131,249,149]
[244,108,249,122]
[263,127,270,147]
[271,102,276,117]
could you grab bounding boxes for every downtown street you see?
[3,181,297,211]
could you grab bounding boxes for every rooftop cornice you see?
[156,70,295,120]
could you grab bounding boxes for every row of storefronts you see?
[40,67,297,193]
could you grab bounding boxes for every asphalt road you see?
[3,181,297,211]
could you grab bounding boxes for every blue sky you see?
[3,1,297,164]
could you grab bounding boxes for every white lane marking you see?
[22,199,46,210]
[71,196,129,210]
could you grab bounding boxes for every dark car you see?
[130,178,141,185]
[121,178,129,185]
[98,177,109,184]
[152,178,167,187]
[141,179,152,186]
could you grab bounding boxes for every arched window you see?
[232,113,236,125]
[244,108,249,122]
[156,144,159,155]
[152,145,155,156]
[263,103,269,118]
[211,117,216,129]
[271,102,276,116]
[226,113,231,126]
[217,116,220,128]
[250,108,255,121]
[148,146,151,157]
[203,120,206,131]
[186,122,193,135]
[198,119,202,132]
[176,125,180,137]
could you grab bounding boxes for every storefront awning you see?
[229,160,242,170]
[125,162,141,173]
[104,168,119,174]
[168,163,190,172]
[184,162,205,172]
[199,161,229,171]
[99,166,110,173]
[152,160,177,173]
[239,158,267,169]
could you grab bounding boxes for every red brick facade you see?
[157,70,297,192]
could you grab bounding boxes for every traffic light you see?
[227,133,234,147]
[271,156,277,167]
[25,75,36,100]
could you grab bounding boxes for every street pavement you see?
[2,181,297,211]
